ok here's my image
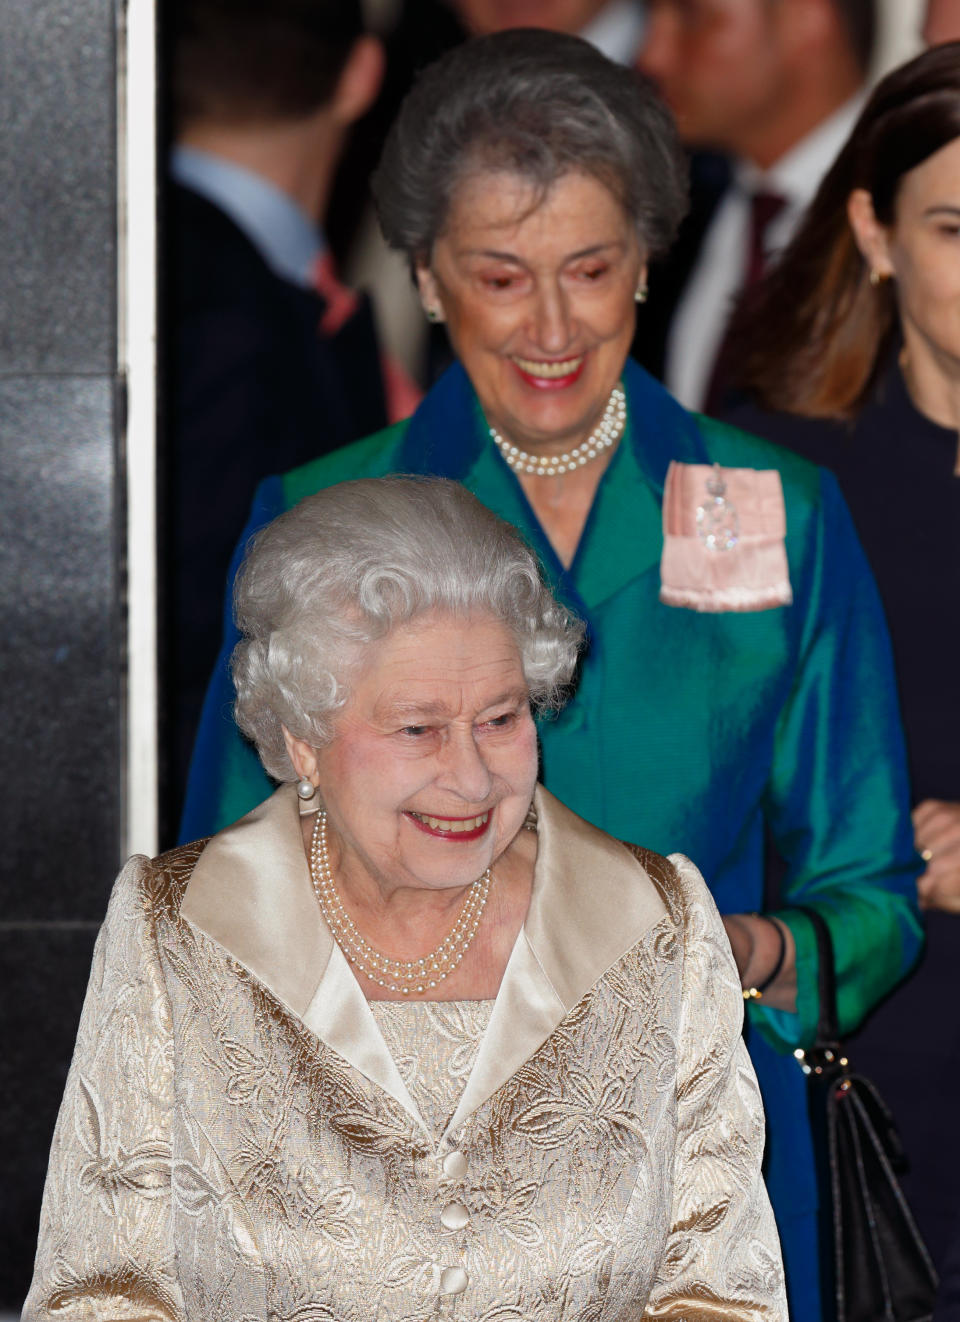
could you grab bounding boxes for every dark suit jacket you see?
[630,151,731,381]
[162,183,388,830]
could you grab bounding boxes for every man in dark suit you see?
[162,0,394,834]
[633,0,875,411]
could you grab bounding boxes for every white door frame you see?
[118,0,159,859]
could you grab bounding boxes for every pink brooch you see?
[659,461,792,612]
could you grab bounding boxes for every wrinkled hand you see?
[913,800,960,913]
[721,912,797,1012]
[721,913,754,978]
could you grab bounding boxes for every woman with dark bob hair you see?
[183,30,921,1318]
[26,477,787,1319]
[724,42,960,1302]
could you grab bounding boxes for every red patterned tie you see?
[744,190,787,289]
[312,250,360,336]
[311,252,422,422]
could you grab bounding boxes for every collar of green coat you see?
[397,357,710,613]
[397,356,709,493]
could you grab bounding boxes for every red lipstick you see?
[511,357,586,390]
[405,811,492,842]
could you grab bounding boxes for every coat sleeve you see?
[22,859,186,1322]
[177,474,285,844]
[643,853,788,1322]
[758,468,922,1051]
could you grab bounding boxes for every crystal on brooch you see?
[696,463,740,551]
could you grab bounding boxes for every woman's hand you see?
[722,912,798,1013]
[913,799,960,913]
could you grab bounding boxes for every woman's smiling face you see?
[416,169,645,457]
[886,136,960,374]
[301,610,539,900]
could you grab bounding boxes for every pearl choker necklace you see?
[308,810,492,995]
[490,384,626,477]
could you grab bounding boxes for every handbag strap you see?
[794,906,840,1049]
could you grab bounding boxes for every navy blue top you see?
[725,361,960,1283]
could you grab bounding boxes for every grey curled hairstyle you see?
[372,28,688,266]
[232,477,585,780]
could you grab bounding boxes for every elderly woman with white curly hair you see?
[25,477,786,1321]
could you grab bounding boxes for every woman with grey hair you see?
[26,477,785,1320]
[182,29,920,1320]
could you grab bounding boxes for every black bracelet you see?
[742,915,787,1001]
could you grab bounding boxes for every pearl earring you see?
[297,776,315,800]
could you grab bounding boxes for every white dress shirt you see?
[665,94,866,412]
[581,0,646,65]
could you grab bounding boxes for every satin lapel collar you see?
[443,916,563,1141]
[303,943,430,1140]
[520,785,669,1005]
[181,784,330,1016]
[181,785,428,1133]
[444,785,668,1139]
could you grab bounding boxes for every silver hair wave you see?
[232,477,585,781]
[372,28,688,267]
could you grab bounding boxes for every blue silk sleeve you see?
[178,476,285,843]
[753,469,922,1051]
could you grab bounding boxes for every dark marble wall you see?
[0,0,123,1306]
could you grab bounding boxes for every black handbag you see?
[796,906,938,1322]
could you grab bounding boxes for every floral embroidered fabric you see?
[369,999,494,1138]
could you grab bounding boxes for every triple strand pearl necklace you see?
[490,383,627,477]
[308,810,492,995]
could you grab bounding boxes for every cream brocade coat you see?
[24,785,786,1321]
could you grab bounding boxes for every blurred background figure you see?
[719,43,960,1311]
[450,0,645,59]
[326,0,467,382]
[163,0,419,837]
[926,0,960,42]
[635,0,876,412]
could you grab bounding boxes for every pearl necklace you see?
[308,811,492,995]
[490,384,626,477]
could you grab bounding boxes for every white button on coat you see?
[442,1150,468,1179]
[439,1266,469,1295]
[440,1201,469,1230]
